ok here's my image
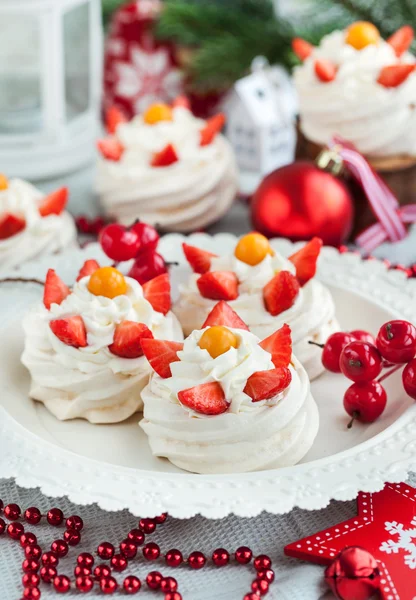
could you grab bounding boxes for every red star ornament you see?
[284,483,416,600]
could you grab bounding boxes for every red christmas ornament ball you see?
[325,546,380,600]
[252,161,354,247]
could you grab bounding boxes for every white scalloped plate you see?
[1,234,416,519]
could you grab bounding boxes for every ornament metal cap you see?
[316,145,344,176]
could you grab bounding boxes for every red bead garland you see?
[0,498,274,600]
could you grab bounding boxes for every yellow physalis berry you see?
[0,174,9,190]
[234,232,273,266]
[87,266,127,299]
[345,21,380,50]
[143,103,173,125]
[199,326,239,359]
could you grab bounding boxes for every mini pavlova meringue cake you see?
[22,263,183,423]
[140,302,319,473]
[0,176,76,270]
[174,233,339,380]
[95,102,238,232]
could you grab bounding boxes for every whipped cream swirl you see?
[22,275,183,423]
[173,251,339,380]
[140,329,319,473]
[0,179,76,270]
[96,107,238,231]
[294,30,416,157]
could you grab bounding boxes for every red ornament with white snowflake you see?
[285,482,416,600]
[103,0,184,119]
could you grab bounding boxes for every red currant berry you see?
[97,541,115,560]
[94,564,112,579]
[22,573,40,588]
[74,566,91,578]
[212,548,230,566]
[403,358,416,399]
[131,222,159,253]
[53,574,71,593]
[143,542,160,560]
[91,217,106,235]
[321,332,356,372]
[160,577,178,593]
[23,588,41,600]
[377,320,416,363]
[0,517,5,535]
[139,517,157,534]
[51,540,68,557]
[20,532,37,547]
[146,571,162,590]
[76,575,94,593]
[155,512,168,524]
[8,522,24,539]
[344,381,387,427]
[252,578,269,595]
[235,546,253,564]
[188,551,206,569]
[123,575,141,594]
[41,552,59,567]
[120,539,137,558]
[165,549,183,567]
[243,595,260,600]
[40,566,57,583]
[350,330,376,345]
[22,559,40,573]
[77,553,94,568]
[110,553,128,571]
[340,341,382,382]
[24,507,41,525]
[128,250,167,285]
[64,528,81,546]
[100,576,118,594]
[165,594,182,600]
[127,529,145,545]
[47,508,64,526]
[25,544,42,560]
[254,555,272,571]
[99,223,141,262]
[0,499,3,511]
[65,515,83,531]
[76,215,91,234]
[5,503,21,520]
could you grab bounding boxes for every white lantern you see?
[0,0,103,180]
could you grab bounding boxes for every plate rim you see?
[1,233,416,519]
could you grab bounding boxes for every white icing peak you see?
[294,30,416,156]
[149,326,290,417]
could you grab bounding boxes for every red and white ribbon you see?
[329,136,415,252]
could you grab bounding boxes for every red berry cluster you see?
[318,320,416,427]
[0,500,274,599]
[76,216,107,236]
[99,221,168,285]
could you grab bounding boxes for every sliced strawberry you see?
[197,271,238,301]
[288,237,323,286]
[377,64,416,87]
[106,106,127,134]
[178,381,229,415]
[182,243,217,274]
[244,367,292,402]
[43,269,70,310]
[0,213,26,240]
[109,321,153,358]
[76,259,100,282]
[315,59,336,82]
[200,113,226,146]
[49,316,87,348]
[151,143,179,167]
[172,95,191,109]
[38,187,68,217]
[259,324,292,368]
[263,271,300,317]
[292,37,314,61]
[387,26,414,57]
[141,338,184,378]
[97,138,124,161]
[142,273,171,315]
[202,300,249,331]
